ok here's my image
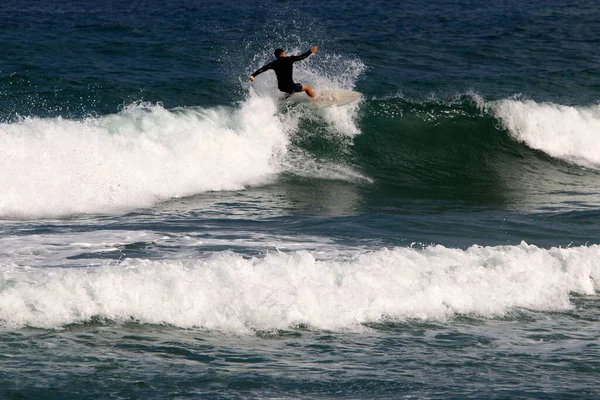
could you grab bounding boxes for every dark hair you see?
[274,48,285,58]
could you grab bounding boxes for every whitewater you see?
[493,98,600,168]
[1,242,599,331]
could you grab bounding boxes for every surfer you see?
[249,46,317,98]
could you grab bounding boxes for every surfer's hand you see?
[310,46,317,54]
[249,76,255,82]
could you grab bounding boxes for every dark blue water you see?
[1,0,600,398]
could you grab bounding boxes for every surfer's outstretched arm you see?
[289,46,317,62]
[249,62,274,81]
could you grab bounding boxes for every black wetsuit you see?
[251,50,312,93]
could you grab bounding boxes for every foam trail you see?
[1,242,598,331]
[493,99,600,167]
[0,99,289,218]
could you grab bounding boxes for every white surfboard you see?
[287,89,362,109]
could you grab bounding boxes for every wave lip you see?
[1,242,598,331]
[493,99,600,168]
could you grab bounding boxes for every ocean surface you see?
[1,0,600,398]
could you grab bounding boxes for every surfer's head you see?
[274,48,285,58]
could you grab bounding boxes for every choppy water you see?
[1,0,600,398]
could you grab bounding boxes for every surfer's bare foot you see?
[301,83,315,97]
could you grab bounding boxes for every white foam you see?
[0,230,164,268]
[493,99,600,167]
[0,98,289,218]
[0,228,360,268]
[1,242,598,331]
[281,149,372,183]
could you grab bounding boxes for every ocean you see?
[1,0,600,398]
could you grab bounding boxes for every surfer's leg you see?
[301,83,315,98]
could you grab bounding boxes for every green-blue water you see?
[1,0,600,398]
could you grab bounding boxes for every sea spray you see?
[248,47,366,136]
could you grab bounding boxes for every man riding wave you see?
[249,46,317,98]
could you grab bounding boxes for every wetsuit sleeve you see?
[251,61,274,77]
[288,50,312,62]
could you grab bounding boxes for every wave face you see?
[347,95,600,209]
[354,95,600,176]
[1,242,598,331]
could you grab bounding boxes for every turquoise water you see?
[1,0,600,398]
